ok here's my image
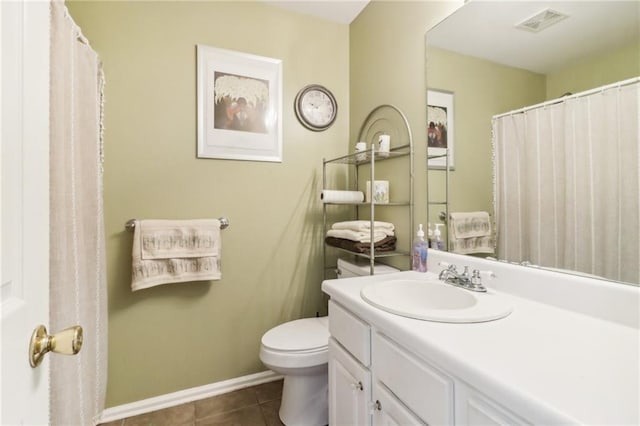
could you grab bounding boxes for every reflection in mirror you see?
[425,1,639,285]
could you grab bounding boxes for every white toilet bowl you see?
[259,316,329,426]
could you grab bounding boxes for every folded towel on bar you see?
[326,228,392,243]
[131,219,221,291]
[449,211,493,254]
[325,235,397,254]
[331,220,395,233]
[449,212,491,238]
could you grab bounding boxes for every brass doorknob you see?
[29,325,83,368]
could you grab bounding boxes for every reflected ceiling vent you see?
[516,8,569,33]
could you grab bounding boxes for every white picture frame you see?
[197,45,283,162]
[427,89,455,169]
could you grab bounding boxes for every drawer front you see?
[373,332,454,425]
[329,300,371,366]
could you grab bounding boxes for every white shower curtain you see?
[50,1,107,424]
[493,79,639,284]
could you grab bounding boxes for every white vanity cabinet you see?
[328,338,371,425]
[328,301,372,426]
[372,332,454,425]
[328,300,529,426]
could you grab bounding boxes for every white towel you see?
[449,212,491,238]
[331,220,395,234]
[326,228,390,243]
[131,219,221,291]
[449,212,493,254]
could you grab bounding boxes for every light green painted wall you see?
[546,40,640,100]
[425,47,545,223]
[350,0,544,246]
[67,1,349,407]
[349,0,462,265]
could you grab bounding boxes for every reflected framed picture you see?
[427,89,454,169]
[197,45,282,162]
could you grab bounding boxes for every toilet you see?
[259,258,398,426]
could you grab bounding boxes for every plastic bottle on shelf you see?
[412,224,428,272]
[433,224,444,250]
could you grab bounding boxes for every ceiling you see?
[261,0,370,24]
[427,1,640,74]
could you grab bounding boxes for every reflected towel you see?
[450,212,491,238]
[131,219,221,291]
[449,236,494,255]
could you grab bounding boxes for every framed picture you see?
[427,89,454,169]
[197,45,283,162]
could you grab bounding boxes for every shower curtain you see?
[49,1,107,424]
[493,79,639,284]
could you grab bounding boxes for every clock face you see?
[295,85,337,131]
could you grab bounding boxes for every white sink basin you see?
[360,279,512,323]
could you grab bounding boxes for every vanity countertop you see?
[322,268,639,425]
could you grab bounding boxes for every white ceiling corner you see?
[261,0,370,24]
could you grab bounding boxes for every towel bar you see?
[125,217,229,231]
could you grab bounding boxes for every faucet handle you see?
[469,269,489,292]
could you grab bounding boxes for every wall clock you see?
[294,84,337,131]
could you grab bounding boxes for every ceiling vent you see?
[516,8,568,33]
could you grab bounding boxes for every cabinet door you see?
[329,338,371,426]
[372,382,426,426]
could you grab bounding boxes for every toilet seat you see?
[260,317,329,369]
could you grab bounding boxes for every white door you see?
[1,0,51,423]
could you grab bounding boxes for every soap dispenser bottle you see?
[433,224,444,250]
[412,224,428,272]
[427,222,434,248]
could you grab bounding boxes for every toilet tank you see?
[337,258,399,278]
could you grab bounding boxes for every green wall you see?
[349,0,543,245]
[67,1,349,407]
[425,47,545,222]
[546,40,640,100]
[349,0,462,261]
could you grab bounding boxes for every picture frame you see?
[197,45,283,162]
[427,89,455,169]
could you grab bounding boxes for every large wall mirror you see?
[426,1,639,286]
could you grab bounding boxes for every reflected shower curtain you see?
[493,80,639,284]
[50,1,107,424]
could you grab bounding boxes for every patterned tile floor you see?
[99,379,284,426]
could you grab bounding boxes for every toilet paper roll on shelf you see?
[321,190,365,204]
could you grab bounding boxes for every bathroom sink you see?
[360,279,512,323]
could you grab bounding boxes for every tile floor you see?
[99,379,284,426]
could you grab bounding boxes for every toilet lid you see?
[261,317,329,352]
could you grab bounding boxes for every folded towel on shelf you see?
[325,235,397,254]
[331,220,395,233]
[449,211,491,238]
[326,228,392,243]
[131,219,222,291]
[449,211,493,254]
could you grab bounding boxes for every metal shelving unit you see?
[427,149,450,250]
[322,105,414,277]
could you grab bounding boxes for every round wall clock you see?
[294,84,337,131]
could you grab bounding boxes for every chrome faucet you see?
[438,262,493,292]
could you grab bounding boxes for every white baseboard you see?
[98,370,282,423]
